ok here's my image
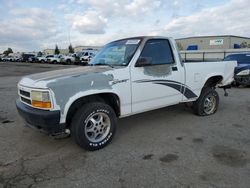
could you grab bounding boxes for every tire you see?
[71,102,117,151]
[52,60,57,64]
[66,59,71,65]
[235,82,241,87]
[240,77,250,87]
[192,88,219,116]
[41,60,45,64]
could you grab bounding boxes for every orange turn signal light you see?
[32,100,52,109]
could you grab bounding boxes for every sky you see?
[0,0,249,52]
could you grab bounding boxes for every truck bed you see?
[184,61,237,99]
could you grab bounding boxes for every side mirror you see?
[135,57,152,67]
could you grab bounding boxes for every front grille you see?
[19,87,32,106]
[21,97,31,104]
[20,90,30,97]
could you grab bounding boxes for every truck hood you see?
[19,66,112,88]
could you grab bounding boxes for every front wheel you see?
[193,88,219,116]
[66,59,71,65]
[71,102,117,151]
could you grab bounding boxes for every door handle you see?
[172,66,178,71]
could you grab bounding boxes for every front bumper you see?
[16,100,65,134]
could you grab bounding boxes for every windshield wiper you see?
[93,63,114,68]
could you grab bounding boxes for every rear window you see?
[224,54,250,64]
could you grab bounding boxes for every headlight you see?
[237,69,250,76]
[31,91,52,109]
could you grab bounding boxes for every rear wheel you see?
[234,81,240,87]
[193,88,219,116]
[71,102,117,151]
[240,77,250,87]
[66,59,71,65]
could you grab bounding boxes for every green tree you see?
[54,44,60,55]
[68,44,74,54]
[3,48,13,56]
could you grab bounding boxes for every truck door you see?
[131,39,185,113]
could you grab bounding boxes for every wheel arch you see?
[65,92,121,128]
[203,75,223,88]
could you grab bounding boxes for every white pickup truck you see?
[61,54,76,65]
[46,55,64,64]
[80,50,98,65]
[16,36,236,151]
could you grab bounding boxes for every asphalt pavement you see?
[0,62,250,188]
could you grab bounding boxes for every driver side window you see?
[139,39,175,65]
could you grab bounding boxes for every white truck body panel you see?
[184,61,235,99]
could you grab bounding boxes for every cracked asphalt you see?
[0,62,250,188]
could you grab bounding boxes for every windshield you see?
[224,54,250,64]
[90,38,141,66]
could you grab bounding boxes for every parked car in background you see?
[46,54,64,64]
[14,56,22,62]
[72,52,84,65]
[22,54,36,62]
[37,55,52,63]
[2,56,10,61]
[61,54,76,65]
[2,56,17,62]
[28,56,38,63]
[80,50,98,65]
[224,53,250,86]
[2,56,7,61]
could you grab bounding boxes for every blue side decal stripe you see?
[134,79,197,99]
